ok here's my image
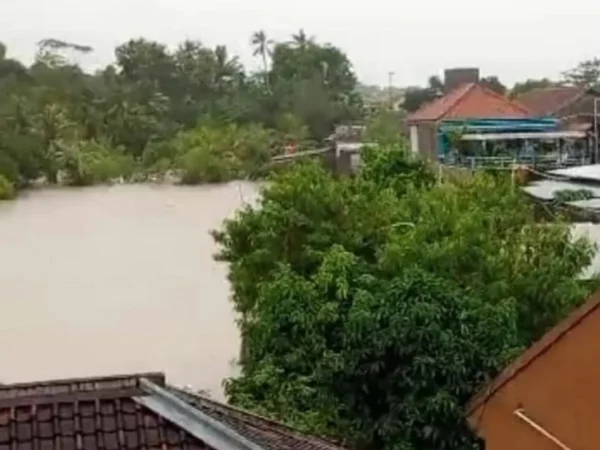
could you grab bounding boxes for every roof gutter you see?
[134,378,267,450]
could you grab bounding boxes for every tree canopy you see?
[0,32,362,194]
[213,145,597,450]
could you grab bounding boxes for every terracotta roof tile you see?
[408,83,530,122]
[0,373,348,450]
[170,389,345,450]
[516,86,586,116]
[466,289,600,416]
[0,373,207,450]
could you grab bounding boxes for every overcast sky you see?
[1,0,599,88]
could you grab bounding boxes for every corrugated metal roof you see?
[550,164,600,182]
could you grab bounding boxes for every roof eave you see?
[135,378,267,450]
[465,289,600,419]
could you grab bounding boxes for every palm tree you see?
[212,45,241,91]
[250,30,273,87]
[291,29,314,49]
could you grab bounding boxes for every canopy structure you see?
[437,117,592,168]
[462,130,587,141]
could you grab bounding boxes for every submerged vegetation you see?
[213,144,598,450]
[0,32,362,196]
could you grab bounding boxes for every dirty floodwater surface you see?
[0,182,260,398]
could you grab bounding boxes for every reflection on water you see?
[0,182,260,398]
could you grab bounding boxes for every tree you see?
[291,29,314,49]
[402,76,443,113]
[268,37,360,138]
[562,58,600,88]
[510,78,558,98]
[251,30,273,87]
[480,75,506,95]
[213,145,596,450]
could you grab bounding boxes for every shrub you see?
[62,140,135,186]
[0,174,15,200]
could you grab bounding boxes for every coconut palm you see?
[291,29,314,50]
[250,30,273,87]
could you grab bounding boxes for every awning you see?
[461,130,587,141]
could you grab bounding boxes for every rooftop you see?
[0,373,345,450]
[467,289,600,415]
[516,86,591,116]
[407,83,530,122]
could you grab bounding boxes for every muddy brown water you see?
[0,182,260,398]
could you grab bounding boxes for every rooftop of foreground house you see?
[0,372,345,450]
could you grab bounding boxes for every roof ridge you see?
[407,83,476,122]
[0,372,165,390]
[441,83,478,119]
[475,84,532,115]
[0,372,165,408]
[466,289,600,415]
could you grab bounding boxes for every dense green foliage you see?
[0,32,361,193]
[213,145,596,450]
[0,174,15,200]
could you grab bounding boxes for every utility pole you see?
[595,97,599,164]
[388,71,395,109]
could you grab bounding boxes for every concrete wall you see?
[444,68,480,93]
[469,306,600,450]
[415,122,438,160]
[410,126,419,155]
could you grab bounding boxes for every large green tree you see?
[213,145,596,450]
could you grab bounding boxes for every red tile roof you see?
[466,289,600,416]
[516,86,587,116]
[0,373,345,450]
[407,83,531,122]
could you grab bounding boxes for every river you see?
[0,182,260,398]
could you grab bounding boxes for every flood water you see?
[0,182,260,398]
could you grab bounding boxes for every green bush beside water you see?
[0,175,15,200]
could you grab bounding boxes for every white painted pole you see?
[513,409,571,450]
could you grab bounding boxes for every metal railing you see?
[442,154,592,170]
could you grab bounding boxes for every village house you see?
[466,290,600,450]
[517,86,600,133]
[0,372,346,450]
[407,68,531,159]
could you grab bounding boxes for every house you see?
[466,290,600,450]
[517,87,600,164]
[407,69,531,159]
[517,86,600,131]
[0,372,346,450]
